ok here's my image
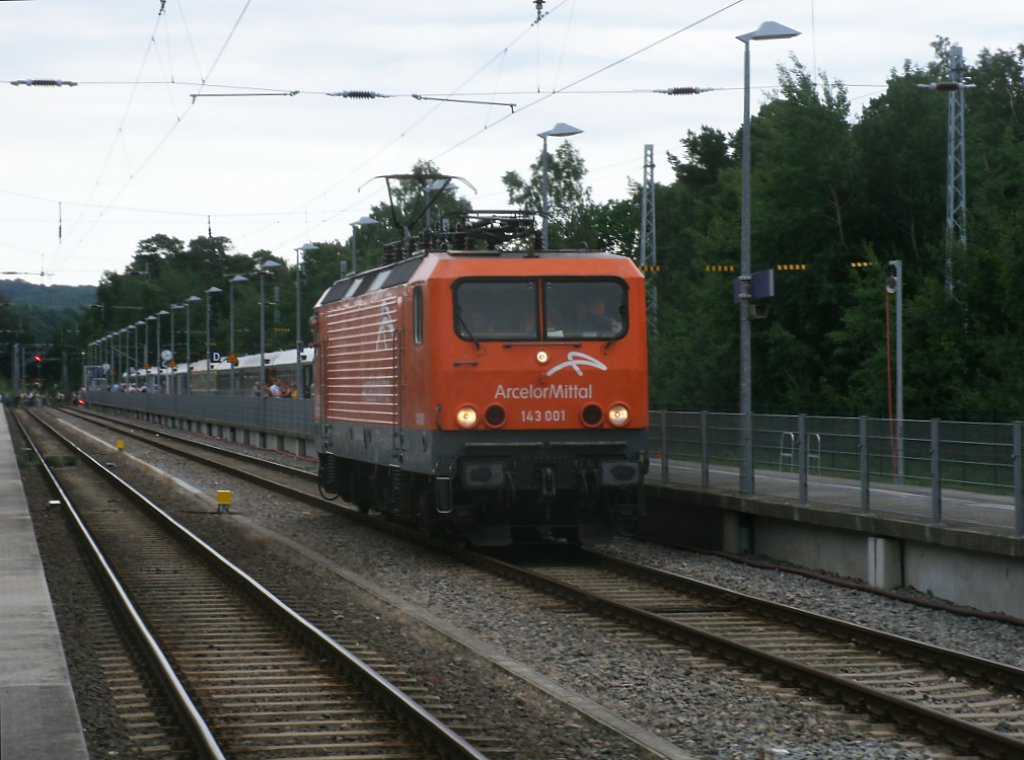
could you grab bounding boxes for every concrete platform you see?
[642,460,1024,619]
[0,411,89,760]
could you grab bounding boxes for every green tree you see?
[502,141,592,249]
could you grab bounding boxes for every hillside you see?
[0,278,96,309]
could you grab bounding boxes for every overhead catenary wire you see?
[51,0,254,279]
[29,0,761,278]
[430,0,752,162]
[224,0,755,259]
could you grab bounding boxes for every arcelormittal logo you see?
[545,351,608,377]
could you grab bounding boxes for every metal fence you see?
[651,411,1024,536]
[83,389,1023,537]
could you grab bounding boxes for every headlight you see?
[456,406,478,429]
[608,404,630,427]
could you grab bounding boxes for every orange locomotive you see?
[313,212,648,545]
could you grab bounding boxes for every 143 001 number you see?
[520,409,566,422]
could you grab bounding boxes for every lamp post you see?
[205,286,222,392]
[736,20,800,495]
[155,309,169,392]
[293,243,317,398]
[122,328,131,385]
[169,304,184,393]
[134,320,144,375]
[116,329,125,387]
[256,260,281,394]
[229,274,248,394]
[537,122,582,250]
[886,260,904,483]
[424,178,450,229]
[123,328,132,385]
[184,295,201,391]
[348,217,378,276]
[145,315,157,390]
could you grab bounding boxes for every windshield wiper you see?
[455,310,480,348]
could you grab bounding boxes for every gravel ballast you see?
[37,410,1024,759]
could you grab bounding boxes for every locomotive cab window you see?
[454,277,627,342]
[454,280,538,341]
[544,279,627,340]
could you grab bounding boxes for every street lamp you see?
[256,260,281,394]
[736,20,800,495]
[349,216,378,276]
[537,122,583,250]
[229,274,248,394]
[294,243,318,398]
[153,309,167,393]
[205,286,222,392]
[134,320,145,375]
[184,295,201,391]
[117,329,126,387]
[886,260,904,483]
[424,178,450,229]
[145,315,157,390]
[122,327,131,383]
[170,304,184,393]
[123,327,133,385]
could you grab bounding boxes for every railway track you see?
[63,406,1024,756]
[485,549,1024,757]
[17,408,492,759]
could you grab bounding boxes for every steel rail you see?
[63,406,1024,755]
[14,412,228,760]
[472,547,1024,759]
[26,409,490,760]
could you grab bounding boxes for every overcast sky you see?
[1,0,1021,287]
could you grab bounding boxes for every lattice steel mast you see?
[919,45,973,296]
[639,144,658,334]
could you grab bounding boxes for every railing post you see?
[1014,420,1022,537]
[930,417,942,525]
[859,415,870,513]
[700,410,710,488]
[660,409,669,485]
[798,413,808,505]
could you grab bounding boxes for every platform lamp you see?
[183,295,201,392]
[294,242,318,397]
[205,286,222,392]
[169,303,184,393]
[736,20,800,495]
[155,309,169,392]
[537,122,583,250]
[145,314,157,390]
[229,274,248,393]
[134,320,145,376]
[256,260,281,394]
[348,216,378,276]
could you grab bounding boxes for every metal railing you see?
[651,411,1024,537]
[82,389,1023,537]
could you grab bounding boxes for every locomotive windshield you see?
[454,278,626,341]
